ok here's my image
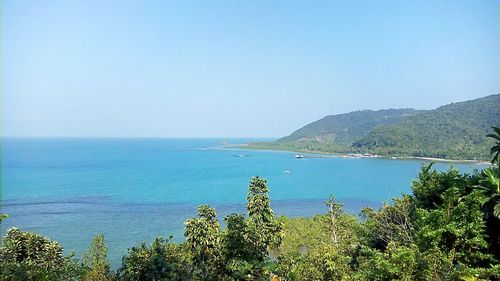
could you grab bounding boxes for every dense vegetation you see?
[278,109,420,144]
[353,94,500,159]
[256,94,499,160]
[1,129,500,280]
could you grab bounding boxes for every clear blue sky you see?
[2,0,499,137]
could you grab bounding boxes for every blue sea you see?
[1,138,488,266]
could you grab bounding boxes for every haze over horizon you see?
[3,0,499,138]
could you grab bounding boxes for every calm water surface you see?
[1,138,488,266]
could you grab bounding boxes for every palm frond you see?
[494,202,500,219]
[487,133,500,141]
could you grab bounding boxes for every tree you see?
[487,126,500,165]
[0,227,78,280]
[246,176,283,256]
[479,126,500,261]
[246,176,282,278]
[220,176,283,280]
[416,186,491,266]
[222,213,256,279]
[362,195,415,248]
[118,237,191,281]
[184,205,223,281]
[354,242,420,281]
[81,234,112,281]
[479,167,500,219]
[325,195,343,245]
[288,244,351,281]
[477,167,500,260]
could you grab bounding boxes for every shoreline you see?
[229,143,491,165]
[396,156,490,165]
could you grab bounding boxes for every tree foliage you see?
[118,237,190,281]
[184,205,223,281]
[487,126,500,164]
[80,234,112,281]
[0,228,80,280]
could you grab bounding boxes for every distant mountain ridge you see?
[267,94,499,160]
[278,108,422,144]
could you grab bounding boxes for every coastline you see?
[396,156,491,165]
[229,143,492,165]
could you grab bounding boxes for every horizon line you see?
[1,136,280,139]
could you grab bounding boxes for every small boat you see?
[232,154,251,158]
[295,155,304,159]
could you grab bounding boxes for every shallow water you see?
[1,138,487,266]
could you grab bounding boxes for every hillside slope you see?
[258,94,499,160]
[279,109,421,144]
[353,94,499,160]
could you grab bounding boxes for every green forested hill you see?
[279,109,421,144]
[256,94,499,160]
[353,94,500,159]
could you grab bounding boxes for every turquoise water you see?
[1,138,488,266]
